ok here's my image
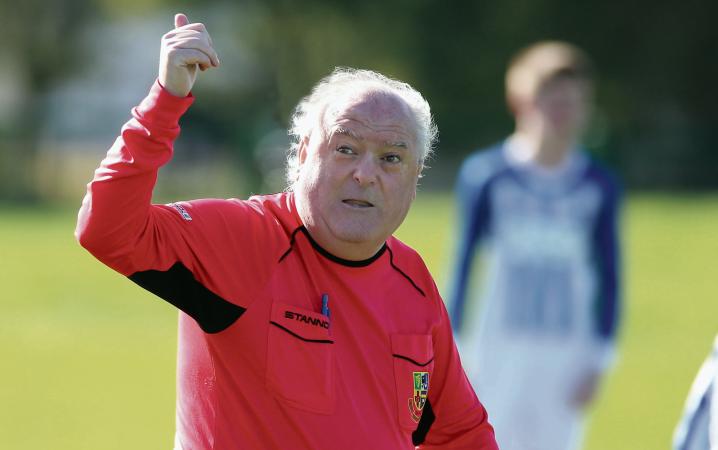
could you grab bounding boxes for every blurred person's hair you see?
[286,67,438,188]
[505,41,594,112]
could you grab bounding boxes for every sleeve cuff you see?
[133,79,195,127]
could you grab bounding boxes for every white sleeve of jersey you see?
[673,335,718,450]
[710,339,718,450]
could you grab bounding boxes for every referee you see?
[76,13,497,449]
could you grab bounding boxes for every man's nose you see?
[352,154,378,186]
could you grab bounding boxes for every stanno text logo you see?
[284,310,329,329]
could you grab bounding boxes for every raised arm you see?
[75,15,283,331]
[75,13,220,272]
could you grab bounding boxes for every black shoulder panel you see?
[128,262,245,334]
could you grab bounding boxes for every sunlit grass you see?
[1,193,716,449]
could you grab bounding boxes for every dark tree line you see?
[2,0,716,201]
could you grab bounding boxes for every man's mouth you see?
[342,199,374,208]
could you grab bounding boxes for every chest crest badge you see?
[408,371,429,422]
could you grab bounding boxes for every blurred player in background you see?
[673,335,718,450]
[447,41,622,450]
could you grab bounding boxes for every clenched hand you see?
[159,13,220,97]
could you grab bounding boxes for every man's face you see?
[533,77,592,139]
[294,91,421,259]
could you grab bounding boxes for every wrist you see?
[134,79,195,126]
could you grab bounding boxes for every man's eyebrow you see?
[387,140,408,149]
[334,127,362,140]
[334,127,409,149]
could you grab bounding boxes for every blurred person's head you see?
[287,67,438,260]
[506,41,595,142]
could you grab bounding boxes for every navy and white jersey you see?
[446,138,622,450]
[448,138,621,346]
[674,336,718,450]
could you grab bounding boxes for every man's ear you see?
[298,136,310,166]
[411,165,422,202]
[507,94,523,117]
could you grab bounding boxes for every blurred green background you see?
[2,0,717,448]
[1,195,717,449]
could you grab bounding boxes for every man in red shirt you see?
[76,13,497,449]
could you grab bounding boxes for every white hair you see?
[286,67,438,187]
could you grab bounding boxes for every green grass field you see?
[1,193,716,449]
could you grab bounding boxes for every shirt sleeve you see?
[672,337,718,450]
[592,172,622,342]
[415,285,498,449]
[589,170,622,369]
[709,337,718,450]
[75,80,286,332]
[446,154,492,334]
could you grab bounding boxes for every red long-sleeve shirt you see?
[76,80,498,450]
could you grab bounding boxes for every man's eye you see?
[383,154,401,164]
[337,145,355,155]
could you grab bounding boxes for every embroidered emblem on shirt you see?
[168,203,192,221]
[408,371,429,422]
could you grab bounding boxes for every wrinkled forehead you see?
[321,90,418,147]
